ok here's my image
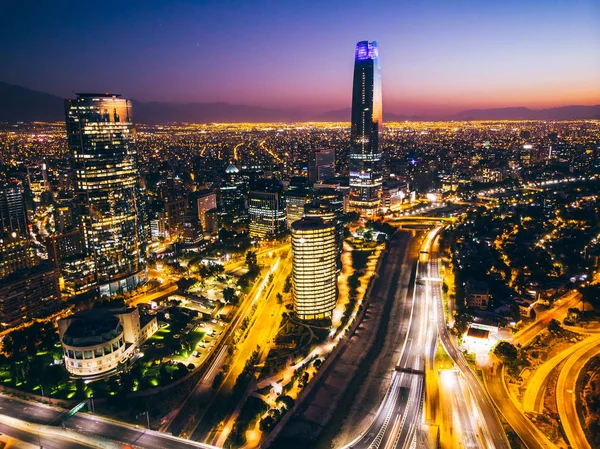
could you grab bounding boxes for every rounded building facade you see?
[61,315,127,376]
[291,217,337,320]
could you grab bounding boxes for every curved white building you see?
[291,217,338,320]
[59,307,157,378]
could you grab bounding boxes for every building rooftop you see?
[75,93,122,98]
[291,216,333,231]
[62,314,122,347]
[466,327,490,340]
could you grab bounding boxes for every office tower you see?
[304,199,344,269]
[204,208,219,237]
[183,199,203,244]
[285,177,312,229]
[0,263,61,328]
[164,197,187,237]
[196,190,218,234]
[0,181,36,279]
[291,217,337,320]
[0,181,28,236]
[219,164,247,227]
[248,179,286,238]
[308,148,335,183]
[349,41,383,216]
[65,93,146,294]
[46,229,84,266]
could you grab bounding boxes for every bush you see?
[494,341,518,365]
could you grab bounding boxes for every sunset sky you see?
[2,0,599,115]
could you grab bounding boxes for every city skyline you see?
[1,0,599,115]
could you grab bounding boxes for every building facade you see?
[291,217,337,320]
[65,93,146,292]
[248,179,286,238]
[0,264,61,328]
[0,181,36,279]
[58,307,158,378]
[348,41,383,216]
[308,148,335,183]
[285,177,311,230]
[219,164,247,227]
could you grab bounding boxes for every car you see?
[192,351,199,357]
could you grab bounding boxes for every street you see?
[0,394,220,449]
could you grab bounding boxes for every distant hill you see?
[132,100,311,123]
[1,81,599,123]
[453,105,600,121]
[0,82,64,122]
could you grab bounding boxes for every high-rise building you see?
[65,93,146,294]
[349,41,383,216]
[219,164,247,227]
[304,198,344,270]
[0,181,36,279]
[0,263,61,328]
[196,190,218,234]
[248,179,286,238]
[291,217,337,320]
[285,177,312,229]
[308,149,335,183]
[0,181,28,236]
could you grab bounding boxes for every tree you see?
[276,394,295,410]
[276,292,283,304]
[177,277,196,292]
[212,371,225,389]
[223,287,237,304]
[260,415,275,432]
[246,251,258,267]
[548,318,563,333]
[494,341,518,365]
[283,275,292,293]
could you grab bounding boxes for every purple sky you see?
[1,0,599,114]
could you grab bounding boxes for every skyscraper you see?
[248,179,286,238]
[291,217,337,320]
[308,148,335,183]
[285,176,312,229]
[65,94,146,295]
[349,41,383,216]
[0,181,36,279]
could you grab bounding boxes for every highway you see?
[0,394,219,449]
[483,365,556,449]
[429,232,509,449]
[342,228,440,449]
[556,340,599,449]
[523,335,600,414]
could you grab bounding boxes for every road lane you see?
[430,233,510,449]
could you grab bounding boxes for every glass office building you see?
[248,179,286,238]
[349,41,383,216]
[291,217,337,320]
[65,94,146,292]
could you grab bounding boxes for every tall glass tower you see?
[349,41,383,216]
[65,94,146,293]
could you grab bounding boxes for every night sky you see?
[2,0,599,114]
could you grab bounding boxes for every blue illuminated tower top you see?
[355,40,379,61]
[349,40,383,217]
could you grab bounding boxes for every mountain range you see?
[1,81,599,123]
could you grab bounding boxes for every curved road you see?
[556,341,600,449]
